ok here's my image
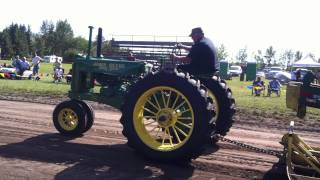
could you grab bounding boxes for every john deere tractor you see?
[52,27,235,162]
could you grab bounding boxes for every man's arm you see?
[171,54,191,64]
[177,43,191,51]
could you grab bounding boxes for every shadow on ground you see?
[0,133,197,180]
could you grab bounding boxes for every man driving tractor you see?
[171,27,218,75]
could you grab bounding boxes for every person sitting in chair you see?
[252,76,265,96]
[268,77,281,96]
[65,69,72,84]
[53,67,64,83]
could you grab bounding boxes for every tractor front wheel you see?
[74,100,95,133]
[53,100,87,137]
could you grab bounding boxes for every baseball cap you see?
[189,27,204,36]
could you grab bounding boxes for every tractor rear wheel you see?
[200,77,236,136]
[121,71,211,162]
[53,100,87,137]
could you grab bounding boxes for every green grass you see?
[0,59,72,75]
[0,59,72,95]
[227,76,320,116]
[1,58,320,116]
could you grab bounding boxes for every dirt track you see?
[0,99,319,180]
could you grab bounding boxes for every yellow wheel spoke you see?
[166,91,172,108]
[180,108,190,114]
[177,117,192,120]
[152,94,161,109]
[161,129,167,145]
[146,99,160,112]
[166,128,173,146]
[161,91,167,108]
[176,120,192,129]
[174,100,186,111]
[171,94,179,109]
[143,107,157,115]
[174,125,188,137]
[172,126,181,143]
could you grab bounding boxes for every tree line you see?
[0,20,88,61]
[0,20,319,66]
[217,44,319,69]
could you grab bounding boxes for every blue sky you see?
[1,0,320,59]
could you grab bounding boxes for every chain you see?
[212,134,283,158]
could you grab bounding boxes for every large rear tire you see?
[53,100,87,137]
[121,71,211,162]
[201,77,235,136]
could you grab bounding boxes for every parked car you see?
[229,65,242,76]
[43,55,63,63]
[275,71,291,84]
[270,66,282,71]
[256,71,265,78]
[265,67,282,79]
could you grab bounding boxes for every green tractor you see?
[52,26,235,162]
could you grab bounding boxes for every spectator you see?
[65,69,72,84]
[32,53,42,76]
[296,69,301,81]
[15,57,30,75]
[302,71,316,87]
[252,76,265,96]
[315,70,320,84]
[53,57,62,71]
[12,55,19,67]
[240,63,247,81]
[268,77,281,96]
[53,67,64,83]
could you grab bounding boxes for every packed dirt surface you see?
[0,98,319,180]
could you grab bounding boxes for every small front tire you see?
[53,100,87,137]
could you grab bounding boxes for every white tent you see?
[292,56,320,68]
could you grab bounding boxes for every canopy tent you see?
[292,56,320,68]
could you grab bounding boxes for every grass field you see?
[1,59,319,116]
[0,60,72,95]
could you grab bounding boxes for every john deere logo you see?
[92,62,125,71]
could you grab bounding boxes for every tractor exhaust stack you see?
[97,28,103,58]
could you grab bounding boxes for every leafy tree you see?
[0,23,30,57]
[217,44,228,61]
[308,53,315,60]
[236,48,247,63]
[54,19,74,56]
[254,50,265,69]
[294,51,303,62]
[265,46,276,66]
[283,50,294,67]
[40,20,55,55]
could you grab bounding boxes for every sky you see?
[1,0,320,60]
